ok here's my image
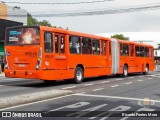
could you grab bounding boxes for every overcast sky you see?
[3,0,160,34]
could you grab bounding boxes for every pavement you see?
[0,72,73,109]
[0,89,72,109]
[0,72,4,77]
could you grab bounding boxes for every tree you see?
[27,13,51,27]
[38,20,51,27]
[27,13,38,26]
[111,34,129,40]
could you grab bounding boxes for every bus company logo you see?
[138,97,154,108]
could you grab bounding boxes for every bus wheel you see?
[74,67,84,84]
[123,65,128,77]
[143,65,149,75]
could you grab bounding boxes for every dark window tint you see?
[82,37,92,54]
[120,43,129,56]
[109,41,111,55]
[55,35,59,53]
[130,45,134,56]
[101,41,106,56]
[44,32,53,53]
[123,44,129,56]
[92,39,100,55]
[69,36,81,54]
[135,46,140,57]
[60,36,65,53]
[144,47,149,57]
[120,43,123,56]
[140,46,145,57]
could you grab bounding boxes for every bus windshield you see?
[6,27,40,46]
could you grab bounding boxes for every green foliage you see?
[38,20,51,27]
[111,34,129,40]
[27,13,51,27]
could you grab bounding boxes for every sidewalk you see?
[0,72,5,77]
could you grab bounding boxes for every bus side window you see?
[120,43,123,56]
[130,45,134,57]
[60,36,65,54]
[123,44,129,56]
[69,36,81,54]
[144,47,149,57]
[135,46,140,57]
[92,39,100,55]
[55,35,59,53]
[102,41,106,56]
[140,46,145,57]
[82,37,92,54]
[109,41,111,55]
[149,48,153,58]
[44,32,53,53]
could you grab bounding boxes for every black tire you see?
[143,65,149,75]
[123,65,128,77]
[74,67,84,84]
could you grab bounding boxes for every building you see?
[0,2,27,59]
[0,2,27,24]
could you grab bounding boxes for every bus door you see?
[108,41,112,74]
[54,33,67,70]
[129,44,135,72]
[43,31,54,70]
[101,41,107,66]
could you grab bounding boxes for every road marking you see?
[111,85,119,88]
[93,88,104,91]
[137,80,143,82]
[84,83,94,86]
[128,77,134,79]
[100,81,110,83]
[116,79,123,81]
[148,78,152,80]
[62,86,76,89]
[74,93,160,103]
[125,82,133,85]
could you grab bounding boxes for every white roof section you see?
[96,32,160,48]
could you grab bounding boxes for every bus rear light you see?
[36,47,42,70]
[4,50,9,69]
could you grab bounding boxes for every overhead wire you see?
[1,1,160,17]
[0,0,114,5]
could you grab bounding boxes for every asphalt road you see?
[0,71,160,120]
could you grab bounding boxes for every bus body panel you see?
[4,25,154,82]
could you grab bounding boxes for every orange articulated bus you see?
[4,26,154,83]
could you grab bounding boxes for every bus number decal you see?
[25,52,37,58]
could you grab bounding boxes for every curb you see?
[0,90,72,109]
